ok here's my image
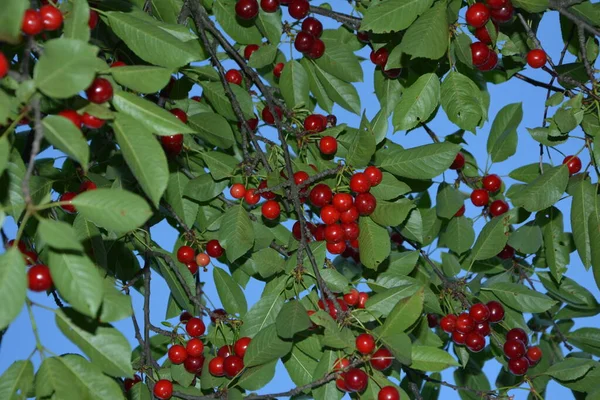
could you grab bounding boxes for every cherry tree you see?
[0,0,599,399]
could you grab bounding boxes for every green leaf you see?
[544,358,595,381]
[241,294,285,337]
[213,266,248,316]
[320,268,351,292]
[380,142,460,179]
[63,0,91,42]
[565,328,600,356]
[113,113,168,207]
[471,216,509,261]
[188,113,235,149]
[165,172,198,227]
[0,249,26,331]
[35,357,81,399]
[314,63,361,114]
[244,324,293,367]
[0,0,27,44]
[511,166,569,212]
[486,103,522,163]
[392,73,440,132]
[441,72,484,132]
[71,188,152,233]
[112,91,194,136]
[213,0,262,44]
[1,149,26,219]
[314,45,363,83]
[411,345,460,372]
[250,248,285,279]
[454,33,473,67]
[339,123,376,168]
[512,0,548,13]
[538,271,598,310]
[482,282,557,313]
[38,219,83,251]
[276,301,311,339]
[237,361,277,391]
[0,360,33,400]
[370,172,411,200]
[280,60,310,109]
[154,250,195,313]
[313,351,343,400]
[436,183,466,219]
[184,173,228,202]
[171,364,195,388]
[378,332,412,365]
[399,208,424,243]
[571,178,596,268]
[56,308,134,378]
[33,38,98,98]
[200,81,255,120]
[0,136,9,177]
[283,345,317,387]
[361,0,434,33]
[301,58,333,112]
[359,217,391,269]
[371,198,414,227]
[106,11,206,68]
[538,207,570,282]
[507,222,543,254]
[256,9,283,45]
[48,248,104,317]
[380,289,424,336]
[42,115,89,171]
[366,284,422,316]
[100,277,133,323]
[400,2,449,60]
[454,368,491,400]
[443,217,475,254]
[111,65,173,94]
[73,215,108,269]
[509,162,552,183]
[589,210,600,293]
[248,44,278,68]
[218,205,254,262]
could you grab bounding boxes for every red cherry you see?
[180,311,193,322]
[288,0,309,19]
[234,337,251,358]
[340,207,359,223]
[239,117,259,132]
[273,62,285,78]
[336,377,348,392]
[357,292,368,309]
[302,17,323,37]
[350,173,371,193]
[455,313,475,333]
[371,348,393,371]
[427,314,439,328]
[186,260,198,275]
[470,189,489,207]
[7,239,27,253]
[314,224,326,241]
[326,114,337,127]
[294,31,315,53]
[506,328,528,345]
[471,42,491,67]
[508,357,529,376]
[355,333,376,354]
[326,240,346,254]
[0,52,9,78]
[357,31,370,43]
[474,321,491,336]
[304,114,326,132]
[58,110,82,128]
[485,0,508,8]
[223,355,245,378]
[244,44,260,60]
[210,308,227,324]
[60,192,77,214]
[342,222,360,241]
[225,69,243,85]
[364,166,383,187]
[497,244,515,259]
[370,48,389,67]
[111,61,127,67]
[453,331,467,345]
[344,368,368,392]
[230,183,246,199]
[183,355,204,374]
[186,338,205,358]
[40,5,63,31]
[261,200,281,220]
[440,314,457,333]
[23,250,38,265]
[331,193,352,212]
[319,136,337,155]
[294,171,310,186]
[490,3,513,23]
[86,78,113,104]
[320,205,340,225]
[486,301,505,323]
[186,317,206,337]
[206,240,224,258]
[378,386,400,400]
[244,188,261,205]
[450,153,465,170]
[160,134,183,156]
[235,0,259,20]
[391,233,404,246]
[177,246,195,264]
[478,50,499,71]
[562,155,582,175]
[153,380,173,400]
[324,224,344,243]
[209,356,225,376]
[261,0,280,12]
[191,95,202,102]
[466,3,491,28]
[469,303,490,323]
[474,22,498,44]
[124,375,142,391]
[306,38,325,59]
[334,357,350,371]
[383,68,402,79]
[168,344,188,364]
[218,345,233,358]
[22,9,43,36]
[27,264,53,292]
[309,183,333,207]
[489,199,509,217]
[196,253,210,267]
[504,339,526,359]
[482,174,502,192]
[169,108,188,124]
[355,193,377,216]
[88,10,99,29]
[454,205,466,217]
[526,346,542,365]
[82,113,106,129]
[343,289,359,306]
[258,180,276,199]
[261,106,283,125]
[466,332,486,352]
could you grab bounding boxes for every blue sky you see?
[1,2,599,399]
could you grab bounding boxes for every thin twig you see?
[513,73,565,93]
[577,25,597,84]
[21,97,44,204]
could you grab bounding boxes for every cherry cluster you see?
[367,47,401,79]
[333,333,399,399]
[440,301,504,353]
[302,112,338,155]
[175,239,224,275]
[21,4,63,36]
[466,0,547,71]
[503,328,543,376]
[314,288,369,321]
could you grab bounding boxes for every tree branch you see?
[21,96,44,205]
[512,73,565,93]
[577,25,597,84]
